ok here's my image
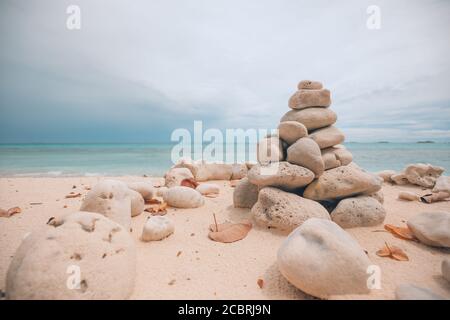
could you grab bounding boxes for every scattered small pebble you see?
[176,251,182,257]
[168,279,176,286]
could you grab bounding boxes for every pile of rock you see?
[234,80,385,231]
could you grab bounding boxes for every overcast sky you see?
[0,0,449,143]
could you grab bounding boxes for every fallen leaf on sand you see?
[145,202,168,215]
[230,180,240,187]
[384,224,416,241]
[65,193,82,199]
[376,242,409,261]
[208,219,252,243]
[180,178,198,189]
[0,207,21,218]
[176,251,182,257]
[145,198,161,205]
[257,278,264,289]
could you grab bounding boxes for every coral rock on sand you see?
[156,186,168,198]
[297,80,323,90]
[403,163,444,188]
[80,179,132,229]
[280,107,337,131]
[442,259,450,282]
[172,159,235,181]
[257,136,284,164]
[303,165,382,201]
[162,186,204,208]
[368,190,384,204]
[277,218,371,299]
[251,187,330,231]
[164,167,194,188]
[407,212,450,248]
[309,126,345,149]
[127,189,145,217]
[321,145,353,170]
[288,89,331,109]
[231,163,248,180]
[196,183,220,195]
[286,137,324,177]
[331,196,386,228]
[398,191,419,201]
[433,175,450,193]
[247,162,314,190]
[376,170,396,183]
[391,172,409,185]
[6,211,136,300]
[277,121,308,145]
[141,216,174,241]
[395,284,444,300]
[233,178,259,209]
[127,182,156,201]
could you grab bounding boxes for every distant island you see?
[416,141,435,144]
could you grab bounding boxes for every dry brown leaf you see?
[145,198,161,205]
[376,242,409,261]
[145,202,168,215]
[180,178,198,189]
[257,278,264,289]
[65,193,82,199]
[0,207,21,218]
[208,220,252,243]
[384,224,416,241]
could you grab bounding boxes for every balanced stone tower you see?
[234,80,385,231]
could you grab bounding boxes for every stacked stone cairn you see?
[234,80,385,231]
[234,80,385,298]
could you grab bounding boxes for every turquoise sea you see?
[0,143,449,177]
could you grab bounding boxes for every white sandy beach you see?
[0,176,449,300]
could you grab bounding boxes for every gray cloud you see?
[0,0,449,142]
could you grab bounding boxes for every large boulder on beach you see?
[80,180,132,229]
[127,182,156,201]
[127,189,144,217]
[331,196,386,228]
[277,121,308,145]
[141,216,174,241]
[321,145,353,170]
[404,163,444,188]
[309,126,345,149]
[280,108,337,131]
[286,137,324,177]
[247,162,314,190]
[391,172,409,185]
[251,187,330,231]
[303,165,382,201]
[165,167,194,188]
[277,218,371,299]
[197,163,233,181]
[395,284,444,300]
[233,178,259,209]
[288,89,331,109]
[407,212,450,248]
[6,211,136,300]
[297,80,323,90]
[162,186,204,208]
[257,136,284,164]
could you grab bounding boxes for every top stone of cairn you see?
[297,80,323,90]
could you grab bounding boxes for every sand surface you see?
[0,176,449,299]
